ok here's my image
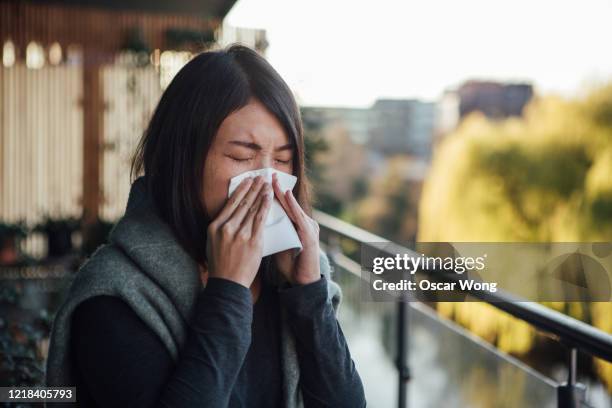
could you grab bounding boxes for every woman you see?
[45,44,366,408]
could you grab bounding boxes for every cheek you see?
[281,162,294,178]
[202,153,250,218]
[202,157,232,219]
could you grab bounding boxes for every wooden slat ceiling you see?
[21,0,237,18]
[1,1,236,52]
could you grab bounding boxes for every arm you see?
[278,275,367,408]
[71,277,253,408]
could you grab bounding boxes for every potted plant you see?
[0,221,27,266]
[34,216,81,259]
[0,285,53,386]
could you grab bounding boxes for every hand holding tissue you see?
[228,167,303,257]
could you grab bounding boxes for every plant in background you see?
[165,28,216,51]
[0,285,53,387]
[34,216,81,259]
[419,82,612,392]
[0,221,28,266]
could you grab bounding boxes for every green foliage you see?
[0,222,28,238]
[352,156,420,244]
[419,84,612,242]
[303,116,342,215]
[0,286,53,387]
[304,131,330,187]
[420,83,612,391]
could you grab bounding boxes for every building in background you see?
[301,99,434,237]
[302,99,435,198]
[435,80,534,137]
[435,89,460,138]
[301,106,373,145]
[303,98,436,160]
[215,24,269,56]
[458,80,533,119]
[367,99,436,160]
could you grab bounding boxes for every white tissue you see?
[227,167,303,257]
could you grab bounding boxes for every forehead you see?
[217,100,289,145]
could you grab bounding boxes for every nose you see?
[255,153,274,170]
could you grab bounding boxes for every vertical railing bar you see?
[396,294,410,408]
[315,221,612,408]
[557,345,590,408]
[568,347,577,386]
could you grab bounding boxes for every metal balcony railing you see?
[313,209,612,408]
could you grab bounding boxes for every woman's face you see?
[202,98,295,219]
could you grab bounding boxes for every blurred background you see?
[0,0,611,407]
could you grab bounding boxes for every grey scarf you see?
[45,175,342,407]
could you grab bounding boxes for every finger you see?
[252,185,273,239]
[285,193,318,247]
[285,189,307,231]
[214,177,255,226]
[272,173,297,223]
[239,183,270,237]
[228,176,266,227]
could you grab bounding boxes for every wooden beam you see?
[81,50,103,226]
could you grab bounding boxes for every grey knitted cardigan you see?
[45,175,342,407]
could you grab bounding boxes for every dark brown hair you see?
[131,44,312,266]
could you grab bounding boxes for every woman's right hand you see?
[205,175,272,288]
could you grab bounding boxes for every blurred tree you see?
[0,285,53,387]
[303,119,328,187]
[353,155,420,245]
[420,85,612,242]
[419,83,612,391]
[302,116,344,216]
[303,116,370,218]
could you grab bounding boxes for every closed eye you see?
[275,159,291,165]
[229,156,254,162]
[227,155,291,165]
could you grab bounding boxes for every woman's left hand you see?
[272,173,321,286]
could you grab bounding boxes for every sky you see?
[224,0,612,108]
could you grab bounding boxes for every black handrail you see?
[314,209,611,408]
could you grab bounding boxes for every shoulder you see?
[67,243,147,299]
[77,243,137,277]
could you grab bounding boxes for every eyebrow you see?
[228,140,294,152]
